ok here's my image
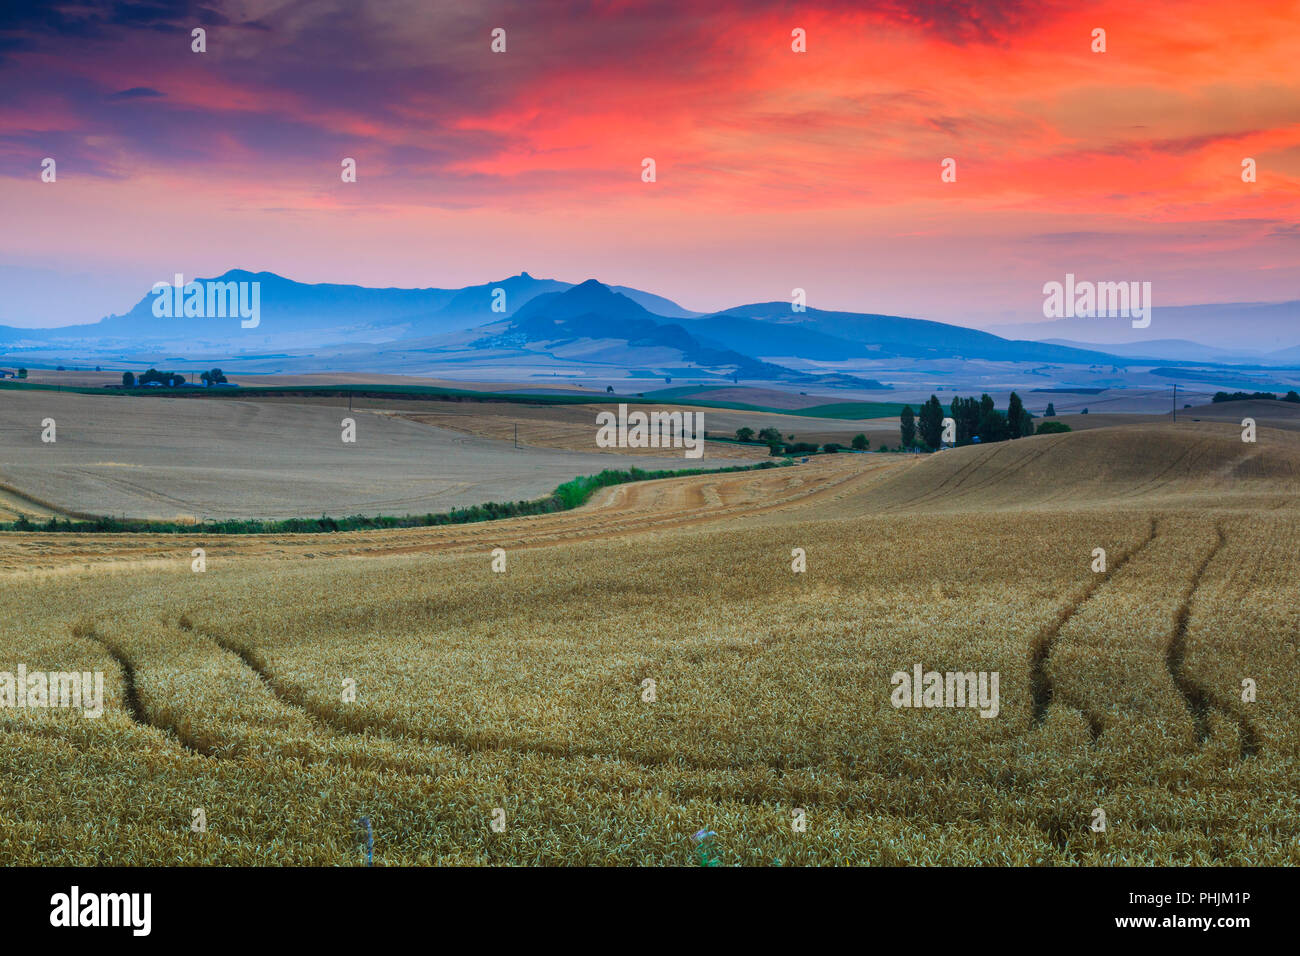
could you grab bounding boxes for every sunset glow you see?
[1,0,1297,325]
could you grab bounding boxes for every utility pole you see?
[1172,384,1177,423]
[514,423,518,449]
[348,389,353,412]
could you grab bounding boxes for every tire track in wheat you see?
[1030,516,1159,727]
[183,619,872,775]
[70,621,222,758]
[181,618,368,738]
[1165,525,1260,759]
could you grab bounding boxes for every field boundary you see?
[0,460,790,535]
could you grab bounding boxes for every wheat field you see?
[1,420,1297,865]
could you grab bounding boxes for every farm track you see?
[186,619,877,778]
[0,480,84,521]
[68,621,220,759]
[1029,516,1160,729]
[1165,526,1261,759]
[186,619,375,741]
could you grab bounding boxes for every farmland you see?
[0,390,702,521]
[1,411,1298,864]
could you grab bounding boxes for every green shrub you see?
[1035,420,1072,435]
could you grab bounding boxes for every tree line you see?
[1211,390,1300,404]
[732,426,871,456]
[900,392,1067,451]
[121,368,228,387]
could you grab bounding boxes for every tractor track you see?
[1165,525,1260,759]
[70,621,223,759]
[1029,516,1159,728]
[180,619,887,777]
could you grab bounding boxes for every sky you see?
[1,0,1297,328]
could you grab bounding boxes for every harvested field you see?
[0,390,701,520]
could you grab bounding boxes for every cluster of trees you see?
[900,391,1050,451]
[123,369,184,387]
[121,368,227,388]
[733,427,870,456]
[1212,390,1300,404]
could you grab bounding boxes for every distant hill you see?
[685,303,1126,365]
[1039,338,1267,363]
[472,280,883,385]
[0,270,684,349]
[991,300,1300,353]
[9,267,1294,383]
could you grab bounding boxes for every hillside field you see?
[0,417,1297,864]
[0,390,701,521]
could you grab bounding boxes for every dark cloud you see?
[109,86,164,99]
[0,0,247,62]
[0,1,231,35]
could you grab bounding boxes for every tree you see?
[122,371,135,387]
[1018,408,1033,438]
[977,393,1009,443]
[918,395,944,449]
[606,385,614,393]
[735,427,755,442]
[1045,401,1056,417]
[16,368,27,379]
[756,426,784,455]
[822,443,842,454]
[851,433,868,450]
[899,405,916,448]
[1285,391,1300,404]
[949,395,980,444]
[1007,392,1027,438]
